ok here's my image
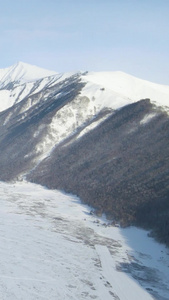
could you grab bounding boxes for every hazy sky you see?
[0,0,169,84]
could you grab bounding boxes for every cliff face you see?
[28,99,169,245]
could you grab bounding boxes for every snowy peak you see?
[0,61,57,88]
[1,61,169,110]
[0,65,81,112]
[0,61,169,120]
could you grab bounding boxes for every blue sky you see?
[0,0,169,84]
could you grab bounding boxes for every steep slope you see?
[0,72,87,180]
[0,62,58,112]
[28,99,169,245]
[0,63,169,245]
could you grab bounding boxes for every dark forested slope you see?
[28,99,169,245]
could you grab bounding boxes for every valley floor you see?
[0,181,168,300]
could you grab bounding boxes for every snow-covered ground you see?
[81,71,169,109]
[0,181,168,300]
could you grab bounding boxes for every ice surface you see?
[0,181,168,300]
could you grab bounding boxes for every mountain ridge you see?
[1,62,169,112]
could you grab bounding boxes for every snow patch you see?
[75,111,113,141]
[80,80,133,110]
[140,113,157,125]
[34,95,103,160]
[0,90,12,111]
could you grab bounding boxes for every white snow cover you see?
[0,61,57,85]
[33,69,169,159]
[0,90,11,111]
[1,62,169,114]
[34,92,103,159]
[81,71,169,109]
[140,113,157,125]
[0,62,79,113]
[0,180,168,300]
[0,62,58,112]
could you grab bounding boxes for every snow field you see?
[0,181,168,300]
[82,71,169,108]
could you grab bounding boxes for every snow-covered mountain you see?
[1,62,169,113]
[0,62,169,247]
[0,62,168,160]
[0,62,169,299]
[0,62,59,111]
[0,61,57,87]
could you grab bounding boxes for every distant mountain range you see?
[0,62,169,245]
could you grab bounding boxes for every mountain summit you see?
[0,62,57,88]
[0,62,169,245]
[0,62,59,111]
